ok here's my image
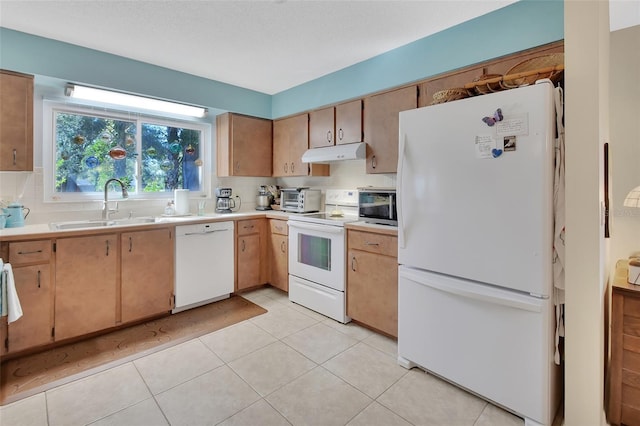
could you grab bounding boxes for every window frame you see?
[43,100,211,203]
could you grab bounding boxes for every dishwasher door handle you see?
[183,229,230,236]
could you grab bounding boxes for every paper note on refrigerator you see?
[475,135,495,159]
[496,114,529,136]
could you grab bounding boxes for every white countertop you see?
[0,210,294,240]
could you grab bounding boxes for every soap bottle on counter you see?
[164,200,175,216]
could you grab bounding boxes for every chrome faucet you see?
[103,178,128,219]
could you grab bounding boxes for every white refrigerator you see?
[397,80,560,426]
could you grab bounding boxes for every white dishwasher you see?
[173,221,234,313]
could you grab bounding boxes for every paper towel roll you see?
[174,189,190,215]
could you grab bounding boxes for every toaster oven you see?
[280,188,321,213]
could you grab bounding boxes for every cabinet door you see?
[121,228,174,323]
[335,99,362,145]
[272,118,291,177]
[8,264,52,352]
[0,71,34,171]
[237,233,261,290]
[269,233,288,292]
[217,113,272,177]
[55,234,117,341]
[286,113,309,177]
[364,86,417,174]
[347,249,398,337]
[309,106,335,148]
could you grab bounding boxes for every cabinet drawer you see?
[624,349,640,372]
[626,296,640,319]
[237,219,262,236]
[270,219,288,236]
[625,316,640,339]
[348,230,397,257]
[9,240,51,265]
[622,404,640,426]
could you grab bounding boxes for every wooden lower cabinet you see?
[346,228,398,337]
[8,264,53,353]
[268,219,288,292]
[121,228,174,323]
[3,239,53,354]
[236,219,267,291]
[55,234,118,341]
[608,260,640,426]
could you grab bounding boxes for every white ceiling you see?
[0,1,637,95]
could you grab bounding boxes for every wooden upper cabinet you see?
[335,99,363,145]
[363,86,417,174]
[309,100,363,149]
[0,70,34,171]
[216,112,272,177]
[273,113,329,177]
[418,42,564,108]
[309,106,335,148]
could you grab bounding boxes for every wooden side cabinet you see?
[0,70,34,171]
[346,227,398,337]
[608,260,640,426]
[268,219,288,292]
[216,112,272,177]
[121,228,174,323]
[5,240,53,353]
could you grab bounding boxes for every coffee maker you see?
[215,187,236,213]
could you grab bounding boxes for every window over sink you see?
[43,101,210,202]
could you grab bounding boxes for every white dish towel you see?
[0,258,23,323]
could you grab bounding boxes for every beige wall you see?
[609,25,640,264]
[564,0,610,425]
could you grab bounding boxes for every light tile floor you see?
[0,287,526,426]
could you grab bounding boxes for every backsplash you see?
[0,160,394,225]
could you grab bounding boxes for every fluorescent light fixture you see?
[624,185,640,208]
[65,84,207,118]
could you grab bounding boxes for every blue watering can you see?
[3,202,30,228]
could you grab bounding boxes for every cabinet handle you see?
[281,241,286,253]
[338,128,344,141]
[37,269,41,288]
[105,240,110,256]
[365,242,379,246]
[242,239,246,252]
[129,236,133,252]
[235,161,240,172]
[13,149,17,165]
[327,130,332,143]
[17,249,43,255]
[243,225,254,230]
[284,163,288,173]
[351,256,357,272]
[371,155,377,169]
[290,162,294,173]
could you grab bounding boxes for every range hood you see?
[301,142,366,163]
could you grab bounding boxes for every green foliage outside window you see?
[54,110,202,194]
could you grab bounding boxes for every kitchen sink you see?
[49,217,157,230]
[50,220,116,230]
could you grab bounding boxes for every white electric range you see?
[287,189,359,323]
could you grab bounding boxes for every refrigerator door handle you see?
[397,133,406,249]
[400,268,542,313]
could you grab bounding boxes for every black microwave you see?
[358,188,397,226]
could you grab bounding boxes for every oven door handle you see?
[288,221,343,234]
